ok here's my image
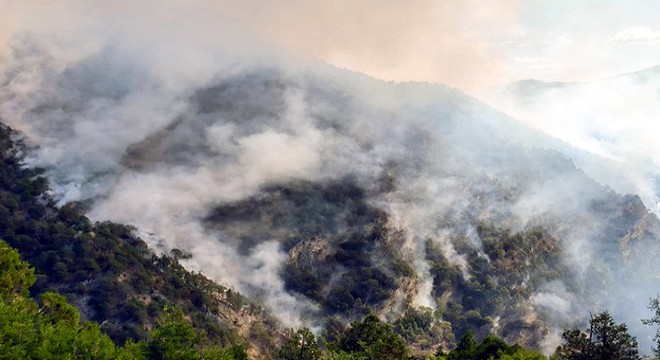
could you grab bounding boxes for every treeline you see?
[1,236,656,360]
[0,239,247,359]
[277,306,660,360]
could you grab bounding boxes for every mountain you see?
[492,65,660,218]
[0,35,658,357]
[0,123,281,358]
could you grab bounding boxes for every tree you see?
[440,332,545,360]
[446,330,476,360]
[0,240,36,299]
[553,311,639,360]
[552,329,589,360]
[642,295,660,356]
[0,240,133,360]
[148,305,201,360]
[335,313,408,360]
[475,335,512,359]
[278,328,322,360]
[501,346,546,360]
[200,344,248,360]
[40,292,80,327]
[0,295,39,358]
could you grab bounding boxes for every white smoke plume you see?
[487,69,660,354]
[1,1,658,354]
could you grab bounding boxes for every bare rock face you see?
[287,236,335,270]
[621,211,660,265]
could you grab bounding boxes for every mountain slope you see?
[0,123,281,358]
[1,36,659,355]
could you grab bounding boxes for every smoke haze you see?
[1,1,659,354]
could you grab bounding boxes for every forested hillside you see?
[3,120,658,359]
[1,31,659,360]
[0,119,548,358]
[0,122,281,358]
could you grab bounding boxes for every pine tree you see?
[642,296,660,357]
[278,328,322,360]
[553,311,639,360]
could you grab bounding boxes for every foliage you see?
[446,330,477,360]
[0,240,249,359]
[437,330,546,360]
[642,295,660,357]
[142,305,249,360]
[278,328,322,360]
[426,223,568,340]
[0,122,275,351]
[552,311,639,360]
[394,307,435,341]
[0,237,36,299]
[148,305,201,360]
[0,240,132,359]
[207,180,401,317]
[331,313,408,360]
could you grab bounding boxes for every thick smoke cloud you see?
[488,74,660,216]
[487,72,660,352]
[1,1,658,354]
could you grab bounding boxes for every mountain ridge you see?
[1,37,659,356]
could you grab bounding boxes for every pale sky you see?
[3,0,660,92]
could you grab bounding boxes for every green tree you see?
[0,240,130,360]
[642,295,660,357]
[501,346,546,360]
[148,305,201,360]
[200,344,248,360]
[0,240,36,299]
[40,292,80,327]
[0,296,39,358]
[278,328,322,360]
[475,334,512,359]
[446,330,476,360]
[335,313,408,360]
[72,322,124,360]
[553,311,639,360]
[441,331,545,360]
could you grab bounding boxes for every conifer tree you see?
[553,311,639,360]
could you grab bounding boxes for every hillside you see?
[1,34,659,357]
[0,123,281,358]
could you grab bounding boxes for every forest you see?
[0,120,658,360]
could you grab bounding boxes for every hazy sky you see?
[2,1,659,208]
[3,0,660,92]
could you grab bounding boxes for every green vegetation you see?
[0,121,653,359]
[205,179,573,349]
[206,180,404,317]
[0,239,247,359]
[434,330,545,360]
[279,328,322,360]
[426,223,568,339]
[0,122,278,356]
[551,311,639,360]
[643,295,660,356]
[393,306,453,356]
[317,313,408,359]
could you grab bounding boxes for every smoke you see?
[486,71,660,354]
[1,1,658,354]
[487,72,660,216]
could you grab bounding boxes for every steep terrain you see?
[493,65,660,218]
[0,123,282,358]
[1,35,659,356]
